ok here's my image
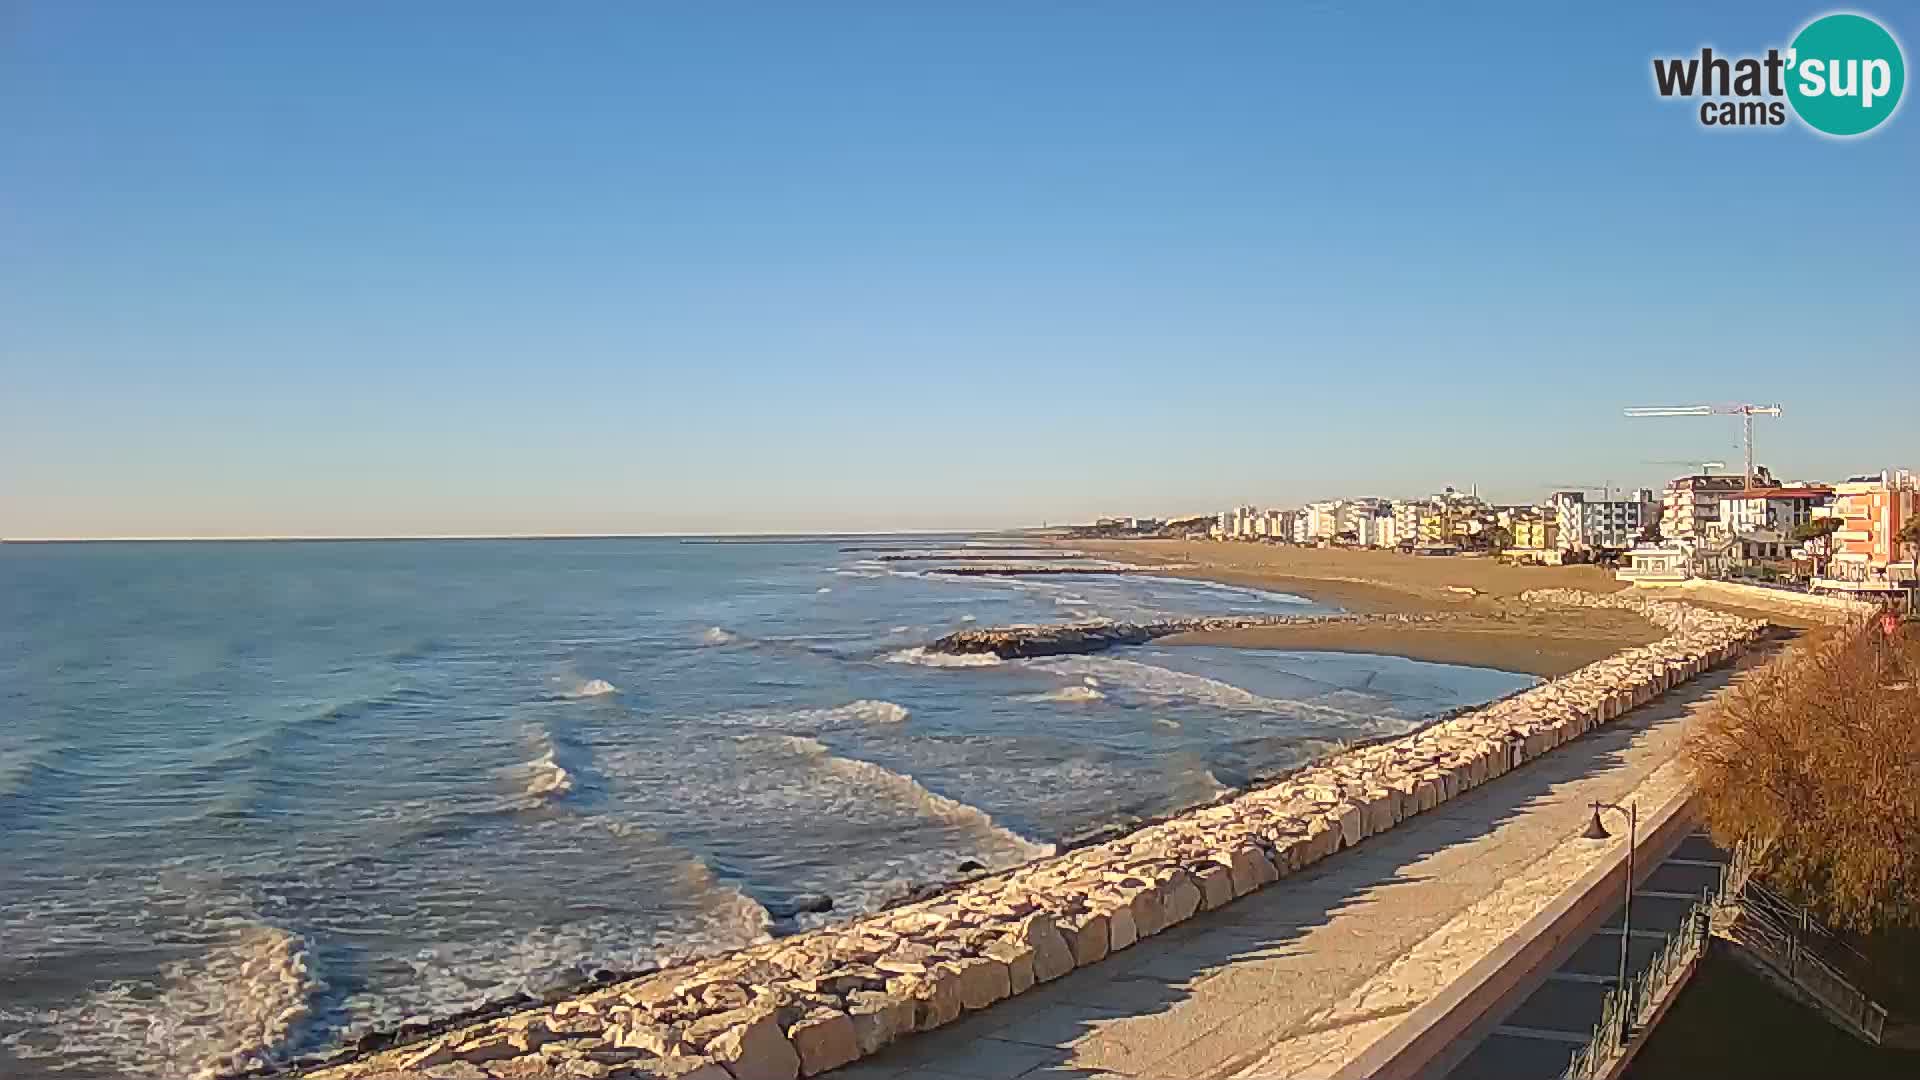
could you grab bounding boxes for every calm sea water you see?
[0,538,1534,1078]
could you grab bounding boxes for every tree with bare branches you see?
[1689,622,1920,931]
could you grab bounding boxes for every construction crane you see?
[1548,483,1618,500]
[1624,404,1782,493]
[1643,460,1728,475]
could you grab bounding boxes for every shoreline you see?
[1069,539,1662,678]
[1161,616,1658,679]
[291,592,1768,1080]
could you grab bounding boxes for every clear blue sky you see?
[4,2,1915,537]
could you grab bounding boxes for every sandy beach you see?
[1072,540,1663,677]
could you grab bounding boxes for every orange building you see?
[1813,470,1918,595]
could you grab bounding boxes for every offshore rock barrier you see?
[869,552,1088,562]
[919,563,1194,577]
[293,592,1765,1080]
[926,614,1387,659]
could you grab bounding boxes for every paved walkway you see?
[825,661,1758,1080]
[1439,832,1732,1080]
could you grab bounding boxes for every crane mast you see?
[1623,404,1783,493]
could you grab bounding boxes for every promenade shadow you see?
[830,640,1786,1080]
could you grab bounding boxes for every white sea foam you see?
[335,886,774,1037]
[708,698,911,732]
[506,727,585,804]
[959,614,977,623]
[1029,656,1376,723]
[560,677,619,698]
[1,921,325,1079]
[702,626,738,645]
[516,751,575,802]
[772,736,1053,862]
[817,586,832,594]
[322,819,775,1036]
[1018,685,1106,703]
[885,646,1004,668]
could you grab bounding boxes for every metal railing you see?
[1559,885,1718,1079]
[1560,841,1891,1080]
[1558,844,1757,1080]
[1723,879,1889,1044]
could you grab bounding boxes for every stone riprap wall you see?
[298,594,1764,1080]
[928,614,1420,659]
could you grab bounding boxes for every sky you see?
[3,2,1916,538]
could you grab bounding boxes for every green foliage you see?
[1794,518,1844,543]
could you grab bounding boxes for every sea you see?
[0,537,1536,1078]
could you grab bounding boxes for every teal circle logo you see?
[1786,13,1905,136]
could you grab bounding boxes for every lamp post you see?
[1582,800,1638,1046]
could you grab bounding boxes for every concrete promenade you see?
[826,662,1753,1080]
[1437,833,1731,1080]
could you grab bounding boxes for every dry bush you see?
[1690,621,1920,931]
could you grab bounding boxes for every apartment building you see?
[1714,487,1832,536]
[1391,501,1423,547]
[1552,489,1658,551]
[1370,507,1405,548]
[1660,469,1773,546]
[1507,512,1557,553]
[1813,470,1918,593]
[1301,500,1342,543]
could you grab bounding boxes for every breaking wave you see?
[514,752,574,802]
[885,646,1004,668]
[833,699,910,725]
[0,746,64,804]
[1019,685,1106,703]
[0,921,325,1080]
[505,726,590,805]
[1029,656,1379,723]
[702,626,738,645]
[559,677,618,699]
[772,736,1054,862]
[708,698,910,732]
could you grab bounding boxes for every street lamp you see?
[1582,800,1638,1047]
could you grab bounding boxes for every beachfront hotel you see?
[1812,470,1919,596]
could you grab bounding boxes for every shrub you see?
[1689,621,1920,930]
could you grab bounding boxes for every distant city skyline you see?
[4,3,1915,539]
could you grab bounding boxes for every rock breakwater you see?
[928,614,1426,659]
[290,592,1765,1080]
[920,563,1193,577]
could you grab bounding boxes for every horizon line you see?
[0,527,1069,544]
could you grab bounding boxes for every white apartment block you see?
[1659,470,1772,547]
[1552,489,1658,551]
[1302,500,1342,542]
[1714,488,1832,537]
